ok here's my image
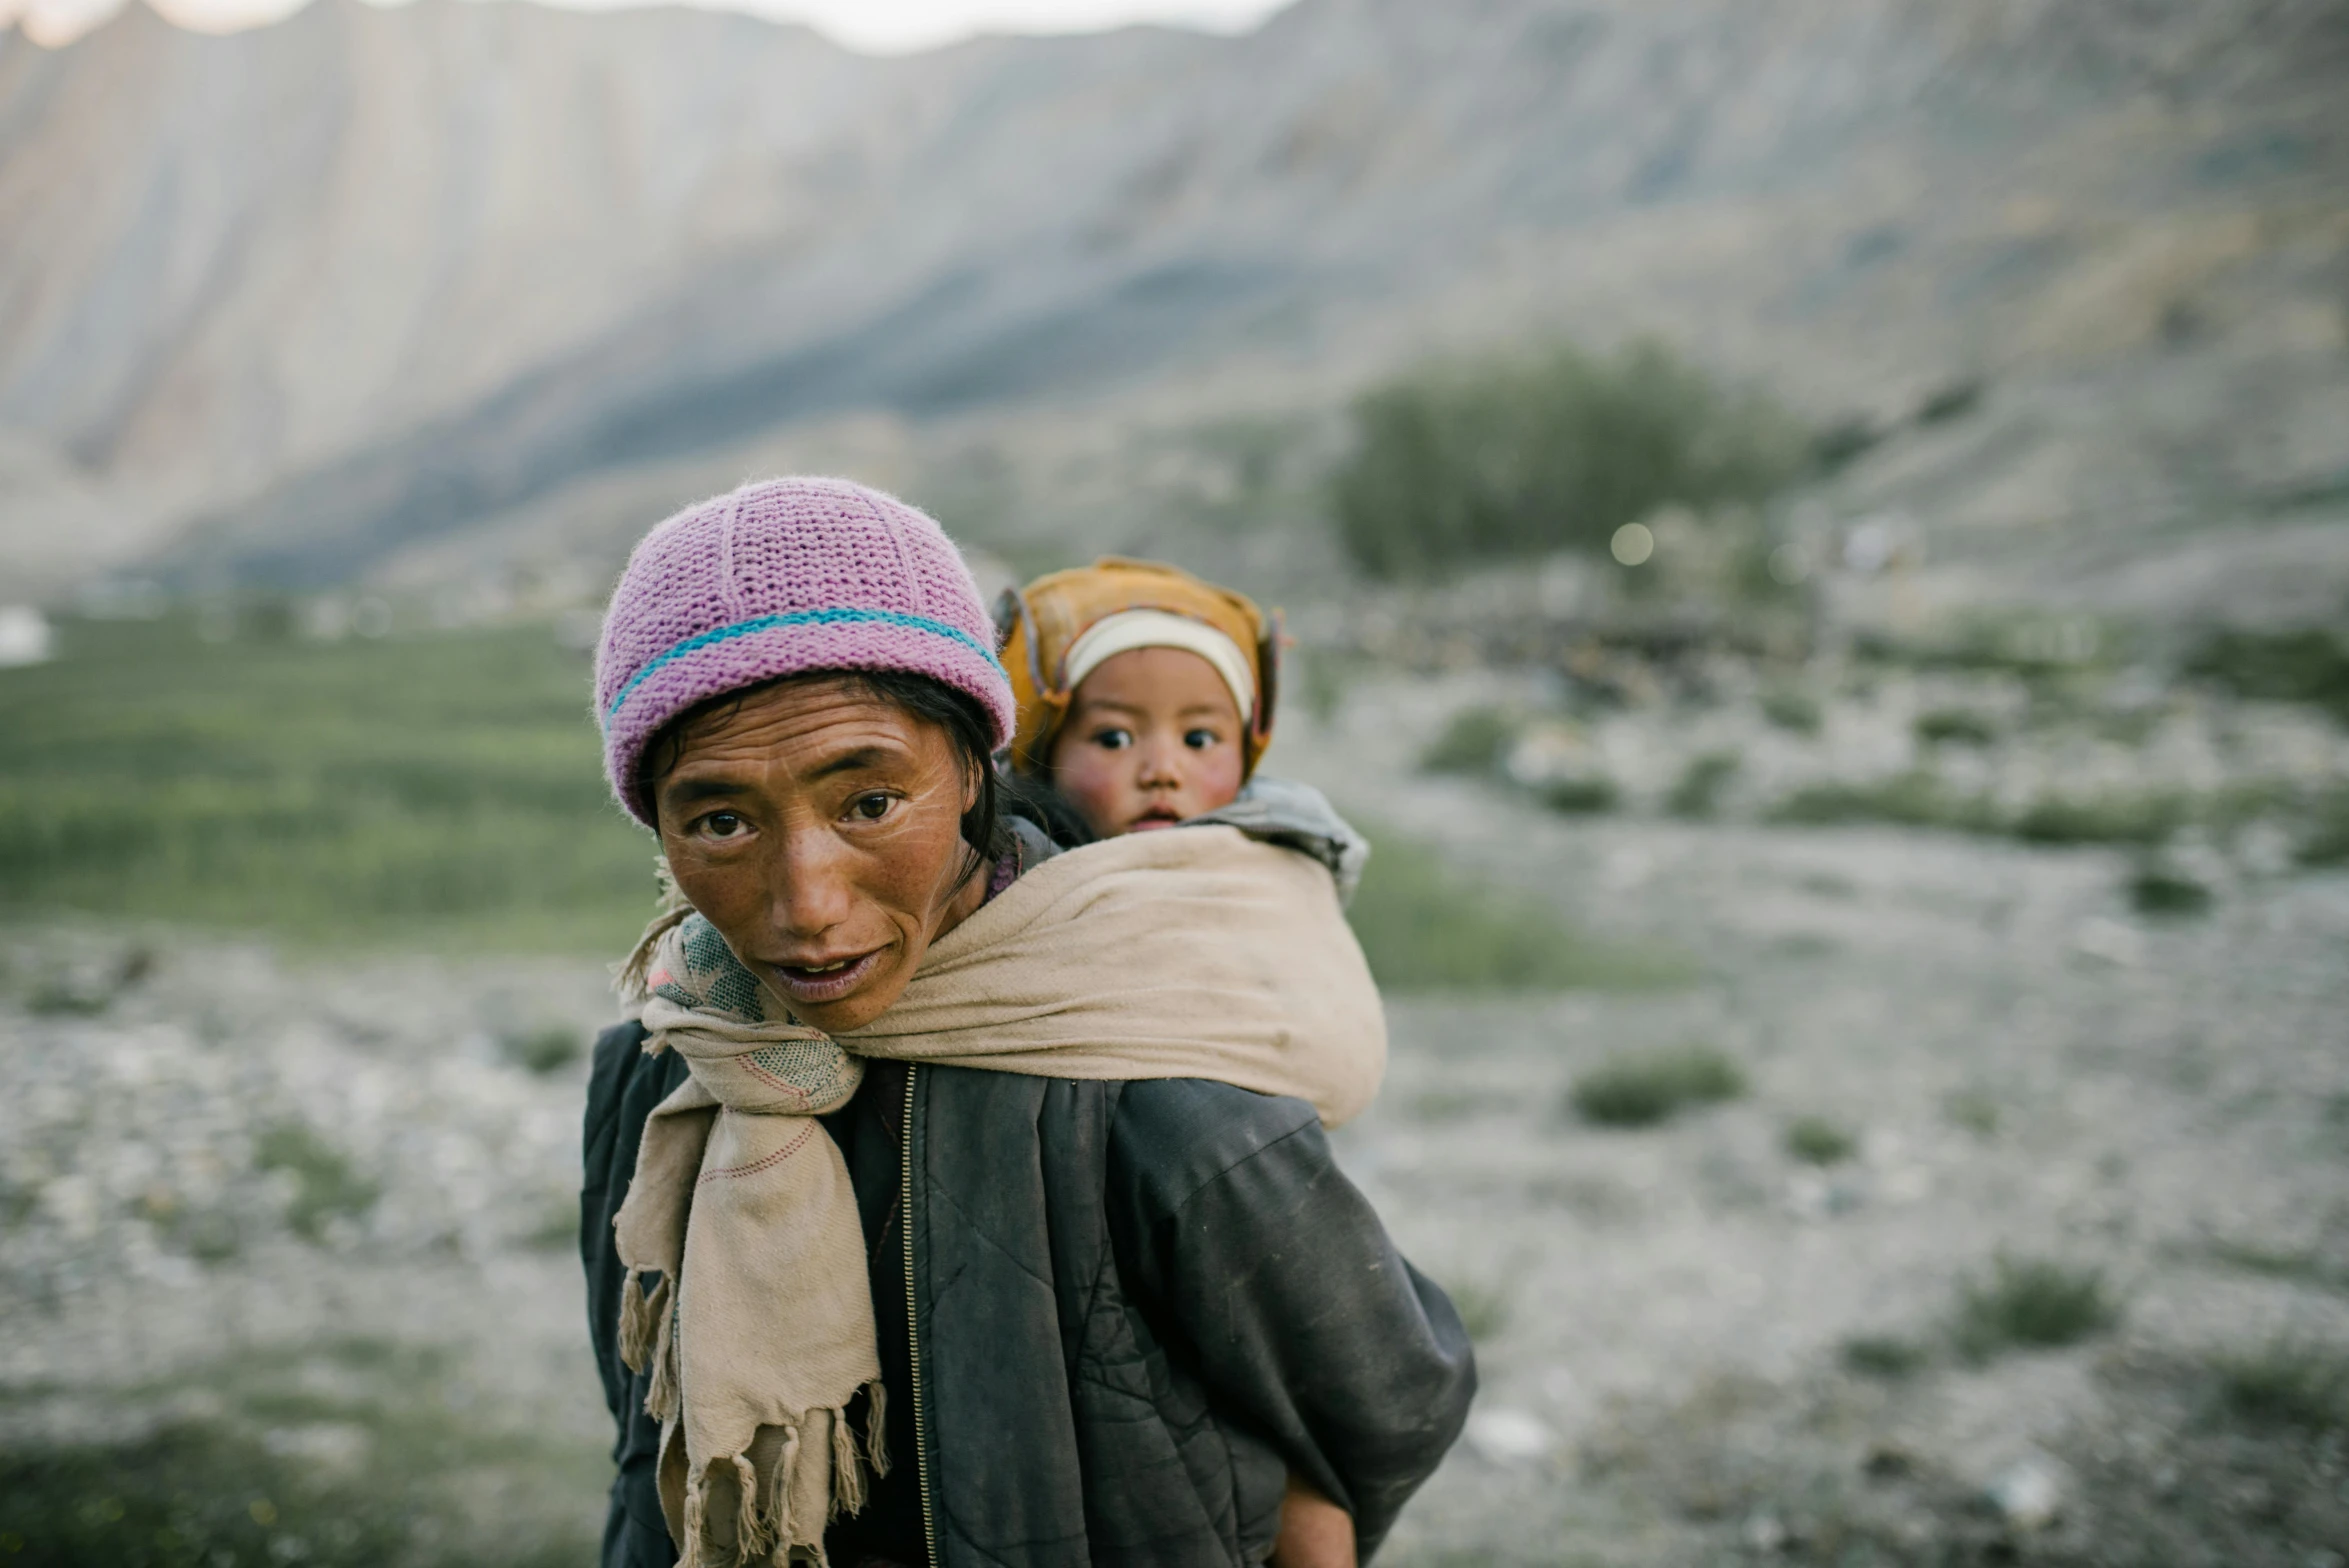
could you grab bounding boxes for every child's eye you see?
[849,793,895,822]
[1091,728,1134,751]
[1183,728,1220,750]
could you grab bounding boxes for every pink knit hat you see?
[595,477,1015,826]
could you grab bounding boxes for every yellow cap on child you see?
[996,558,1277,778]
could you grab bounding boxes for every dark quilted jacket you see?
[580,1026,1474,1568]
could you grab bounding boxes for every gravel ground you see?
[5,672,2348,1564]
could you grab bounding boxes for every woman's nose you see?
[768,824,856,938]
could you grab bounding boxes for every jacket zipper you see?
[902,1063,939,1566]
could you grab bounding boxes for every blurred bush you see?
[1569,1043,1745,1127]
[1418,704,1519,776]
[1330,340,1810,579]
[1343,819,1689,991]
[1954,1256,2120,1360]
[2184,626,2349,720]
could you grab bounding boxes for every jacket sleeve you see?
[580,1020,688,1568]
[1108,1082,1476,1562]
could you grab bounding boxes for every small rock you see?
[1986,1455,2064,1532]
[263,1421,374,1473]
[1464,1406,1557,1466]
[1863,1444,1916,1480]
[2071,917,2145,968]
[1740,1508,1787,1552]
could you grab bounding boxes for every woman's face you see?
[652,677,985,1035]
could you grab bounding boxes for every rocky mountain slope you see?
[1,0,2344,607]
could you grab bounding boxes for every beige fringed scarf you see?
[612,825,1386,1567]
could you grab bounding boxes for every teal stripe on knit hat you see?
[603,606,1009,725]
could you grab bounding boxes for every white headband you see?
[1061,609,1255,723]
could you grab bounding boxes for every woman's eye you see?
[850,793,894,821]
[1092,728,1133,751]
[1183,728,1220,750]
[700,811,746,839]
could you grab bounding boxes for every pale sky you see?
[6,0,1292,51]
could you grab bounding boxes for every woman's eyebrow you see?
[662,776,747,806]
[805,746,896,781]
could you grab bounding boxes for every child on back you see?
[996,557,1382,1562]
[997,557,1366,895]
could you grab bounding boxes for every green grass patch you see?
[1840,1334,1927,1378]
[1441,1277,1514,1343]
[1759,688,1823,734]
[1945,1089,2001,1137]
[2129,864,2213,917]
[1914,707,1999,746]
[1664,750,1740,819]
[1955,1255,2120,1360]
[1767,772,1991,832]
[0,1339,600,1568]
[1419,705,1518,776]
[1569,1043,1745,1128]
[2303,787,2349,867]
[501,1024,586,1076]
[254,1122,379,1242]
[0,615,659,953]
[1538,776,1619,814]
[2010,790,2187,846]
[1784,1115,1857,1165]
[1345,821,1690,991]
[2183,626,2349,720]
[2210,1339,2349,1431]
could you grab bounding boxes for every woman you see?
[579,477,1473,1568]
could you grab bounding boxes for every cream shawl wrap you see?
[611,824,1386,1566]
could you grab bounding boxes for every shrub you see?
[1539,776,1619,814]
[1767,772,1988,833]
[1443,1277,1514,1342]
[1344,820,1690,991]
[1785,1115,1857,1165]
[2302,788,2349,867]
[2129,865,2212,917]
[1570,1044,1745,1128]
[1666,750,1740,818]
[1420,706,1517,776]
[1955,1256,2119,1359]
[1841,1334,1927,1378]
[1945,1089,2001,1137]
[2011,791,2186,846]
[255,1122,379,1242]
[502,1024,583,1075]
[1759,688,1823,734]
[2183,626,2349,719]
[2212,1339,2349,1431]
[1914,707,1998,746]
[1331,340,1810,579]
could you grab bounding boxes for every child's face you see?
[1048,647,1246,837]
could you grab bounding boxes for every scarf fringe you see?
[731,1453,775,1561]
[646,1323,682,1426]
[829,1408,864,1519]
[617,1268,671,1373]
[863,1378,890,1479]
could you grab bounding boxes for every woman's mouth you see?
[762,947,886,1007]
